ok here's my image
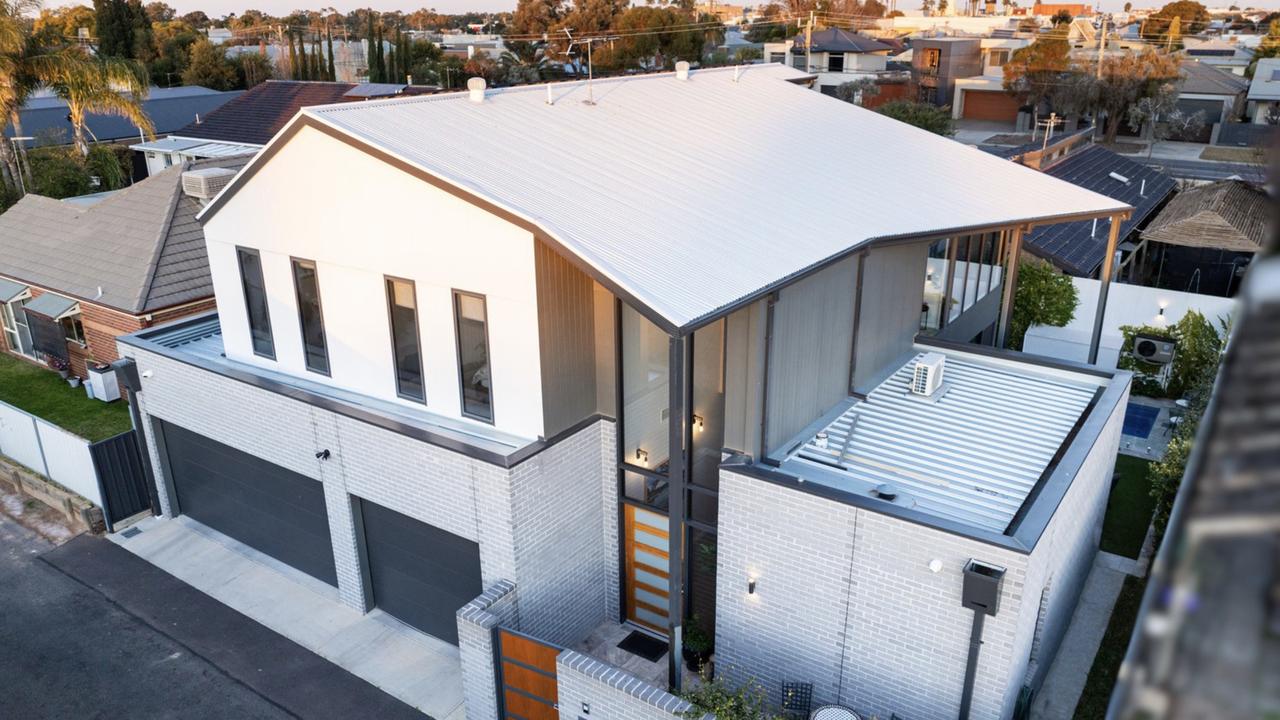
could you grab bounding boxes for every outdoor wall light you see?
[693,414,705,433]
[748,577,757,594]
[928,559,943,574]
[141,370,154,379]
[635,448,649,466]
[582,701,590,715]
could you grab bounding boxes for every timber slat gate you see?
[496,627,561,720]
[89,430,150,531]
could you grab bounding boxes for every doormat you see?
[617,631,667,662]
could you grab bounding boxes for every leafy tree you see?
[1051,9,1072,25]
[143,1,174,22]
[1008,258,1078,351]
[231,50,273,88]
[1002,33,1072,115]
[180,10,209,28]
[938,0,949,13]
[876,99,955,135]
[149,19,200,86]
[32,6,96,46]
[1124,1,1133,11]
[23,144,130,199]
[835,77,880,106]
[1096,50,1180,142]
[511,0,563,35]
[326,27,336,81]
[499,40,548,84]
[1117,311,1226,399]
[181,39,236,89]
[1148,0,1210,35]
[94,0,132,57]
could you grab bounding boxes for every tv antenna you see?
[562,29,618,106]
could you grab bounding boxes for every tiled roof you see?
[1179,60,1249,96]
[1023,144,1177,276]
[1141,180,1270,253]
[790,28,894,54]
[0,155,250,314]
[174,80,359,145]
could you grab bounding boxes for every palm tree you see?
[0,0,41,192]
[47,50,154,156]
[499,40,549,85]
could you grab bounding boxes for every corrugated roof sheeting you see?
[297,65,1128,328]
[6,90,241,144]
[784,352,1097,532]
[1024,144,1176,276]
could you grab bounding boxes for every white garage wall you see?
[204,124,545,441]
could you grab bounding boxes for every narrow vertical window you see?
[385,277,424,401]
[453,291,492,422]
[291,259,329,375]
[237,247,274,358]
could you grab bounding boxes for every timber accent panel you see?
[497,628,560,720]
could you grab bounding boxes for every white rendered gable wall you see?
[203,124,546,440]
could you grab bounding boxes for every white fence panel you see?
[36,421,101,507]
[0,401,48,475]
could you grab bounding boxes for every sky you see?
[41,0,1280,24]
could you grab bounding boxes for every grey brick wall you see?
[458,580,519,720]
[122,344,616,637]
[510,421,614,646]
[555,650,696,720]
[1016,387,1128,696]
[714,470,1029,720]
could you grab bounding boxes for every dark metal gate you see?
[89,430,151,532]
[496,628,561,720]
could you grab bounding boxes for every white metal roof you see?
[131,136,261,156]
[1248,58,1280,101]
[781,350,1099,533]
[236,64,1127,330]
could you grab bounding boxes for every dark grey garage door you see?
[158,420,337,586]
[359,500,482,644]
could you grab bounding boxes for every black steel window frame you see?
[383,275,426,403]
[290,257,331,376]
[236,246,275,360]
[451,289,495,424]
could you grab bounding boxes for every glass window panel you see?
[635,529,667,551]
[60,315,84,345]
[621,305,669,473]
[691,320,726,490]
[385,278,424,401]
[623,470,669,511]
[291,260,329,375]
[635,567,666,589]
[237,248,274,358]
[635,549,666,570]
[689,490,719,526]
[636,606,667,627]
[634,506,668,532]
[635,587,667,608]
[454,292,492,422]
[687,527,717,647]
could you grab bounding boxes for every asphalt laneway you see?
[0,513,426,720]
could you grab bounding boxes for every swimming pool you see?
[1122,403,1160,438]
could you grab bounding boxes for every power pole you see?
[806,10,814,73]
[1096,14,1106,80]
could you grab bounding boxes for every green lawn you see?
[1073,574,1149,719]
[0,353,132,442]
[1100,455,1157,559]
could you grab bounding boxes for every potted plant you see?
[682,615,713,674]
[46,354,71,380]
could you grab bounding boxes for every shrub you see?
[875,99,956,136]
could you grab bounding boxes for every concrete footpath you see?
[40,530,429,720]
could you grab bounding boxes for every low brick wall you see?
[555,650,702,720]
[457,580,519,720]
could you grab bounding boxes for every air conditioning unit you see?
[911,352,946,397]
[1132,334,1176,365]
[181,167,237,202]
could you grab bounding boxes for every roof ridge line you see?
[136,166,188,314]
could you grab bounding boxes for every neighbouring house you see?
[1032,2,1093,16]
[1139,179,1270,296]
[4,86,241,148]
[130,80,437,176]
[765,28,896,96]
[0,155,248,380]
[1246,57,1280,124]
[987,128,1177,279]
[115,65,1134,720]
[950,38,1032,125]
[1174,60,1249,142]
[1181,36,1255,76]
[911,37,983,107]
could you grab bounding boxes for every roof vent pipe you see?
[468,77,486,103]
[675,60,691,80]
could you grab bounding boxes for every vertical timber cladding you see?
[497,628,560,720]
